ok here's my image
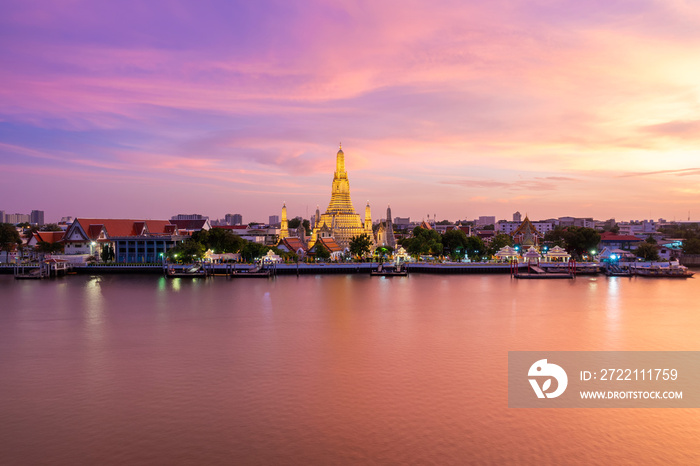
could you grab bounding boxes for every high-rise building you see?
[224,213,242,226]
[309,145,366,249]
[476,216,496,227]
[269,215,280,226]
[0,210,4,223]
[513,211,522,223]
[30,210,45,226]
[5,213,30,224]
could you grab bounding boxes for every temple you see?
[308,145,368,249]
[511,215,541,248]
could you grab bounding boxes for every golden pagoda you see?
[309,144,367,249]
[279,202,289,240]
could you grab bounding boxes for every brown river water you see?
[1,273,699,465]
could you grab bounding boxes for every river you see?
[1,273,698,465]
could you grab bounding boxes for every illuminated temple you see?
[308,145,368,249]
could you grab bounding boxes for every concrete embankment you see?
[1,263,601,276]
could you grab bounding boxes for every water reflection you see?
[2,274,700,464]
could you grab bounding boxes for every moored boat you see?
[631,262,694,278]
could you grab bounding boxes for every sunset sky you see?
[2,0,700,224]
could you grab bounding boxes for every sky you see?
[1,0,700,224]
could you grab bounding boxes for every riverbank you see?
[0,262,601,275]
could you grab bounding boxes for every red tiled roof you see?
[213,225,248,230]
[281,237,307,252]
[72,218,176,239]
[600,232,642,241]
[319,237,343,253]
[32,231,64,243]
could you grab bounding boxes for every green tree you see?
[488,234,514,256]
[240,241,270,262]
[545,227,600,259]
[464,235,486,261]
[312,242,331,261]
[682,238,700,255]
[349,233,373,259]
[0,223,22,262]
[645,235,657,244]
[40,223,63,232]
[634,243,660,261]
[442,229,469,259]
[37,241,64,255]
[100,244,114,262]
[193,228,246,253]
[401,226,443,256]
[168,240,206,262]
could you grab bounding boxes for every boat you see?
[630,262,694,278]
[370,262,408,277]
[604,264,632,277]
[165,264,209,278]
[230,262,272,278]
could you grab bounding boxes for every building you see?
[213,225,280,246]
[617,220,657,237]
[375,205,397,248]
[497,219,554,235]
[0,210,4,223]
[169,218,211,235]
[269,215,280,226]
[277,237,308,257]
[171,213,208,221]
[394,217,410,228]
[476,216,496,227]
[30,210,45,226]
[63,218,184,262]
[598,232,643,251]
[513,211,522,223]
[225,213,242,226]
[278,204,288,240]
[510,216,542,248]
[5,213,30,224]
[309,145,368,249]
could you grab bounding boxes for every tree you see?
[488,234,514,256]
[682,238,700,255]
[464,235,486,261]
[442,229,469,259]
[545,227,600,259]
[100,244,114,262]
[288,218,301,229]
[37,241,64,255]
[645,235,657,244]
[240,241,270,262]
[167,240,206,262]
[40,224,63,232]
[349,233,373,259]
[634,243,660,261]
[0,223,21,262]
[401,226,442,256]
[312,242,331,261]
[193,228,246,253]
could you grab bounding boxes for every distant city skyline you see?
[2,1,699,222]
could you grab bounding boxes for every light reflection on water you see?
[1,273,699,465]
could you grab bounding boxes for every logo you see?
[528,359,568,399]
